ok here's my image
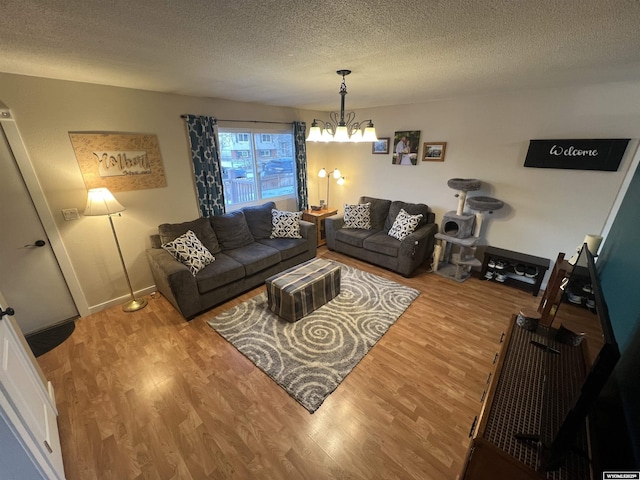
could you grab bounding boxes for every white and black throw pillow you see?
[162,229,215,276]
[343,203,371,229]
[388,209,423,241]
[271,209,303,238]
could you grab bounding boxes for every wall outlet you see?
[62,208,79,221]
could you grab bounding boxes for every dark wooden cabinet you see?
[459,316,592,480]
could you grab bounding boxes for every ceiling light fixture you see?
[306,70,378,143]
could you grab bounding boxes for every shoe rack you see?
[480,246,551,296]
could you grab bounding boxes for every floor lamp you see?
[318,168,342,208]
[84,188,148,312]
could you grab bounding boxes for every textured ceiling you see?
[2,0,640,110]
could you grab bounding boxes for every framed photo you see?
[372,137,390,154]
[422,142,447,162]
[392,130,421,165]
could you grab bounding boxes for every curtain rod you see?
[180,115,293,126]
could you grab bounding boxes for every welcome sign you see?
[524,139,629,171]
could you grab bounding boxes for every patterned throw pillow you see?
[271,209,303,239]
[162,230,215,276]
[388,209,424,241]
[343,203,371,229]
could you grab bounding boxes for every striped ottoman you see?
[266,258,341,323]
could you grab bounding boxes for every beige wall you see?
[307,82,640,277]
[1,71,639,314]
[0,73,320,312]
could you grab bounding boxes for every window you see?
[218,128,297,207]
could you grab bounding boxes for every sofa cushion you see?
[224,243,281,276]
[388,208,424,241]
[158,217,221,254]
[162,229,216,276]
[258,238,309,261]
[196,253,246,294]
[384,201,430,231]
[210,210,255,250]
[243,201,276,240]
[271,209,302,239]
[343,203,371,229]
[363,232,400,258]
[360,197,392,230]
[335,228,377,248]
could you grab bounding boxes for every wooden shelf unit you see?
[480,246,551,296]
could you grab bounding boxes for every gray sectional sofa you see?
[325,196,437,277]
[146,202,317,319]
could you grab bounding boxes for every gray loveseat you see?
[146,202,317,319]
[325,196,437,277]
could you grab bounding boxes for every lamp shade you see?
[334,126,349,142]
[318,168,328,178]
[362,125,378,142]
[84,188,125,216]
[306,124,322,142]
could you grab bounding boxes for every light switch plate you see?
[62,208,79,221]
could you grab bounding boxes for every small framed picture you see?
[423,142,447,162]
[372,137,390,154]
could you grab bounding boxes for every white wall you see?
[1,71,639,313]
[307,82,640,281]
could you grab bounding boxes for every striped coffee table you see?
[265,258,341,323]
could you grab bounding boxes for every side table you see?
[302,208,338,247]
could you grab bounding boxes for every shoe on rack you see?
[495,260,507,270]
[567,292,583,304]
[496,273,507,282]
[484,271,494,279]
[488,259,496,268]
[514,264,525,275]
[525,266,538,278]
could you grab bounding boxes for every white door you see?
[1,292,66,479]
[0,125,78,334]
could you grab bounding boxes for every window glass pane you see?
[255,131,296,200]
[218,128,296,206]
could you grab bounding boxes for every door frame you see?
[0,103,89,317]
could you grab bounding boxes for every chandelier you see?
[306,70,378,143]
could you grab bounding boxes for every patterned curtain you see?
[183,115,226,216]
[293,121,309,211]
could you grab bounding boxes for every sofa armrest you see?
[146,247,200,318]
[299,220,318,257]
[325,214,344,250]
[397,222,438,276]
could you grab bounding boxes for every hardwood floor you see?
[37,249,540,480]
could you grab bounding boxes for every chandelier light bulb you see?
[332,168,341,179]
[336,176,345,186]
[318,168,327,178]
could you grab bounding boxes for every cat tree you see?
[434,178,504,281]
